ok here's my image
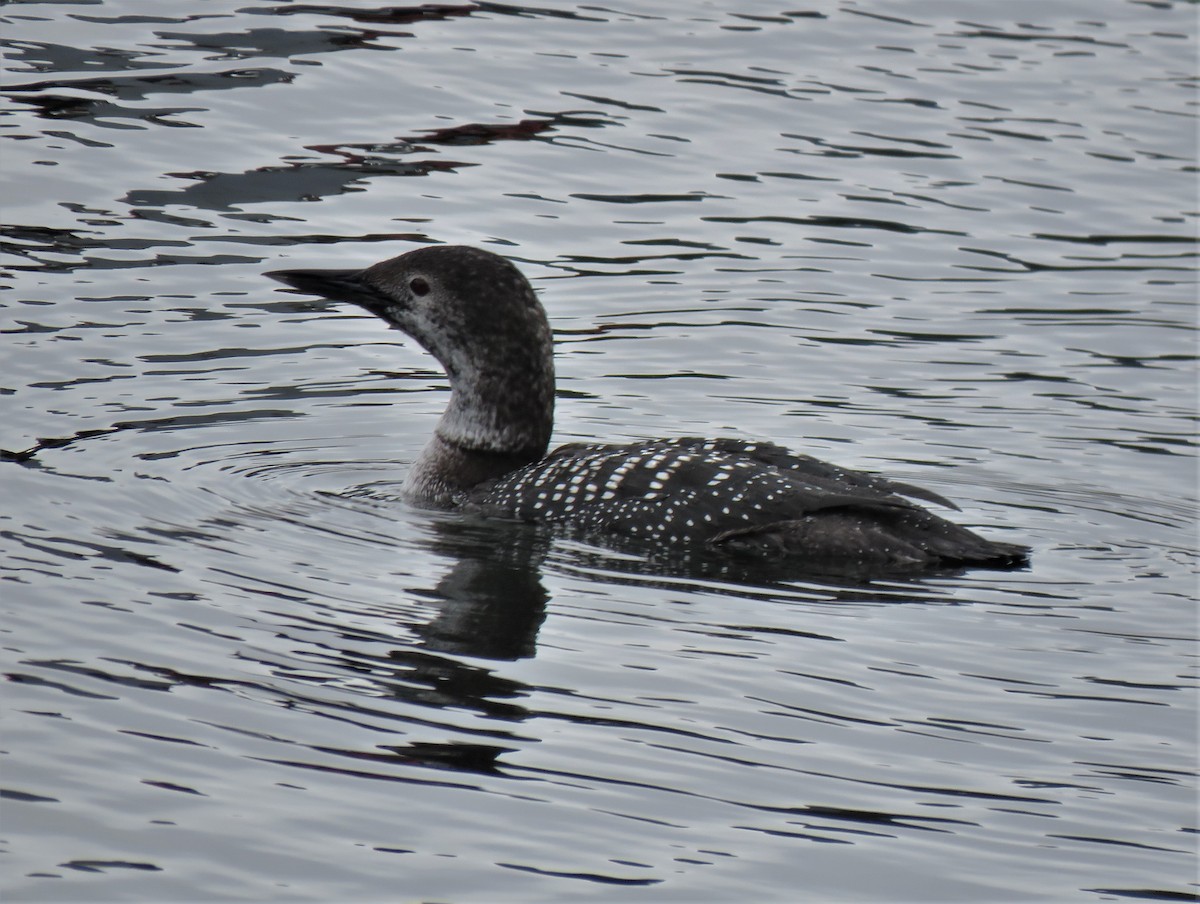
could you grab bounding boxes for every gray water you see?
[2,1,1197,902]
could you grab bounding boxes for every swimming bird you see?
[268,245,1028,572]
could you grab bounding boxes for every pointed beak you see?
[266,267,394,318]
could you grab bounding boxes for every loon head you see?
[268,245,552,387]
[268,245,556,465]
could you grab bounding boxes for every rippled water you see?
[3,1,1197,902]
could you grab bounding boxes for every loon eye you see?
[409,276,430,297]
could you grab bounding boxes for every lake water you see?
[2,1,1197,901]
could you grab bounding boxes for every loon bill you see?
[268,245,1029,572]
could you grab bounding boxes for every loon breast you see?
[267,245,1029,573]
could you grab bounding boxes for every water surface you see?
[2,1,1197,901]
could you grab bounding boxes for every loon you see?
[268,245,1028,572]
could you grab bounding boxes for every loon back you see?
[268,245,1029,573]
[468,437,1027,569]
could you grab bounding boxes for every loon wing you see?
[645,439,1025,566]
[659,437,960,511]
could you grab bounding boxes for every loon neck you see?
[405,362,555,507]
[406,434,546,508]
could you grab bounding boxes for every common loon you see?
[269,245,1028,571]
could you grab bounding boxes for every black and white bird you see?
[269,245,1028,572]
